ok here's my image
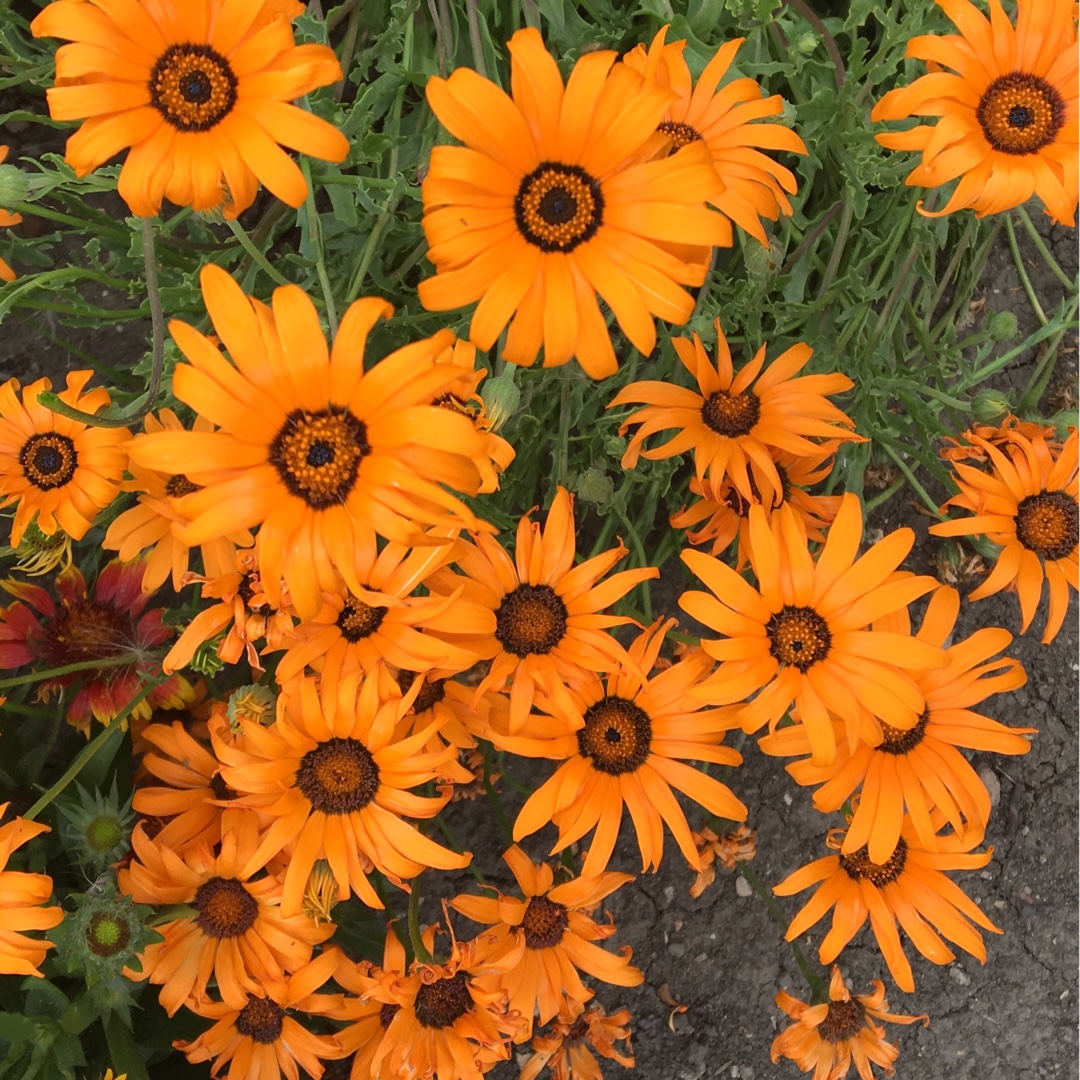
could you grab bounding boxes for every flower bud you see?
[227,683,276,731]
[971,388,1013,425]
[1052,411,1078,441]
[796,32,818,55]
[58,781,134,873]
[0,165,28,210]
[481,372,521,433]
[575,467,614,506]
[987,310,1018,341]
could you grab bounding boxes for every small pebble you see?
[950,966,971,986]
[977,765,1001,807]
[735,876,753,897]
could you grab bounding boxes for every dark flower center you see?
[658,120,702,151]
[397,669,447,713]
[379,1003,401,1028]
[495,584,568,657]
[819,998,866,1043]
[296,738,380,814]
[577,695,653,775]
[336,597,388,643]
[701,390,761,437]
[210,772,237,801]
[235,996,285,1044]
[413,972,474,1029]
[1014,490,1078,561]
[432,392,476,418]
[87,913,131,957]
[766,606,832,672]
[166,473,201,497]
[514,163,604,253]
[149,44,238,132]
[269,407,370,511]
[19,432,78,490]
[840,838,907,887]
[194,877,259,938]
[518,895,569,949]
[876,712,929,756]
[977,72,1065,155]
[38,601,137,669]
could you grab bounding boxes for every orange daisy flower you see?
[368,925,526,1080]
[681,495,946,767]
[670,450,841,569]
[499,618,747,876]
[0,559,194,735]
[31,0,348,218]
[609,319,861,506]
[426,486,658,734]
[175,950,343,1080]
[0,804,63,977]
[0,146,21,282]
[761,586,1032,863]
[939,416,1059,465]
[132,718,237,854]
[871,0,1078,224]
[520,999,635,1080]
[419,27,728,379]
[163,547,294,676]
[214,672,468,915]
[774,811,1001,993]
[688,823,757,899]
[119,812,333,1015]
[770,964,928,1080]
[930,427,1078,643]
[622,27,807,245]
[103,410,251,594]
[0,370,128,547]
[127,265,493,619]
[272,537,491,697]
[451,845,643,1032]
[432,339,516,494]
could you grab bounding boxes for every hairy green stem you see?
[0,655,139,690]
[302,158,338,337]
[482,743,513,844]
[880,440,943,517]
[23,678,163,821]
[1015,205,1076,293]
[784,0,845,89]
[407,880,433,963]
[226,217,291,287]
[1006,212,1047,326]
[466,0,487,76]
[37,217,165,428]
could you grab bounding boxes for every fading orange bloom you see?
[689,824,757,899]
[871,0,1078,224]
[670,449,840,569]
[451,846,642,1033]
[163,547,295,675]
[761,586,1031,863]
[622,27,807,245]
[175,951,343,1080]
[939,416,1059,464]
[104,410,251,593]
[119,812,333,1015]
[500,618,746,876]
[0,804,63,976]
[427,486,658,733]
[0,370,128,547]
[432,339,515,493]
[771,965,928,1080]
[682,495,946,767]
[774,811,1000,993]
[609,319,860,507]
[520,999,635,1080]
[0,146,20,282]
[931,428,1078,643]
[216,673,468,915]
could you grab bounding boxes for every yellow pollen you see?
[658,120,701,151]
[701,390,761,437]
[514,163,603,252]
[977,72,1065,155]
[766,606,832,671]
[1015,490,1078,561]
[19,433,77,490]
[268,407,369,510]
[149,44,238,132]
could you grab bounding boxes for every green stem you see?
[739,864,829,1000]
[1015,205,1076,293]
[427,0,449,76]
[37,217,165,428]
[1006,212,1048,326]
[346,181,404,302]
[407,880,433,962]
[9,201,128,241]
[466,0,487,76]
[1017,294,1080,414]
[556,373,572,489]
[863,478,905,515]
[23,678,163,821]
[301,159,338,337]
[880,440,944,517]
[816,192,853,302]
[482,743,513,844]
[0,654,139,691]
[225,218,291,287]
